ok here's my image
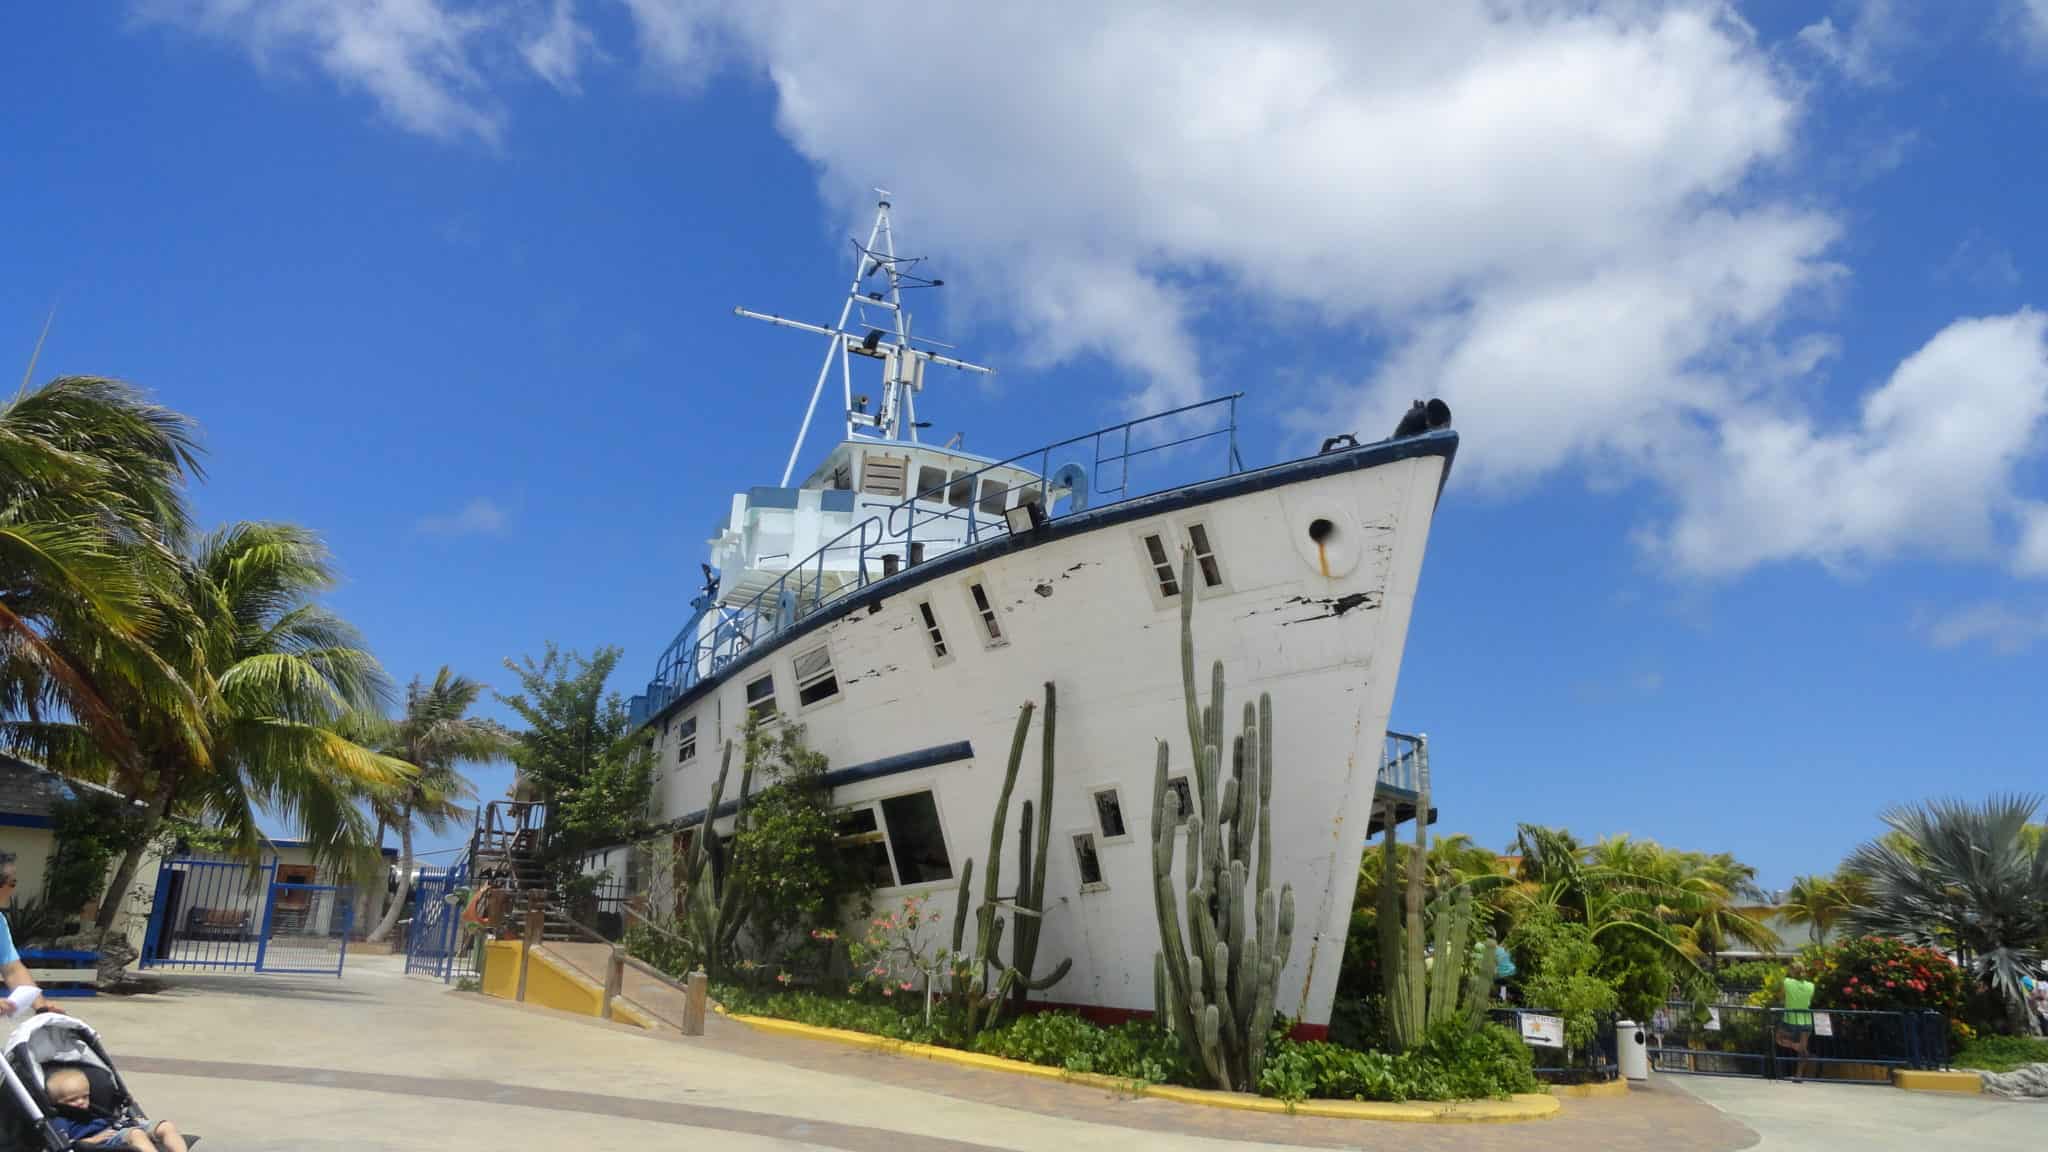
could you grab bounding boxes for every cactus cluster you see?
[948,682,1073,1039]
[1150,549,1295,1092]
[681,738,754,977]
[1376,741,1494,1050]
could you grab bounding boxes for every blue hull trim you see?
[665,740,976,830]
[642,429,1457,733]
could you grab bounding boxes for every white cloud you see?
[1919,600,2048,653]
[522,0,596,94]
[1798,0,1906,85]
[2019,0,2048,56]
[416,498,509,536]
[2017,502,2048,576]
[1651,311,2048,575]
[1937,232,2023,291]
[131,0,596,141]
[129,1,2048,582]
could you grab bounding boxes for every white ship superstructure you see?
[615,195,1456,1032]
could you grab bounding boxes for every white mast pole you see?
[779,197,891,487]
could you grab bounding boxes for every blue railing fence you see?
[1646,1002,1949,1081]
[637,394,1246,712]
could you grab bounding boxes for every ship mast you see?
[738,191,995,486]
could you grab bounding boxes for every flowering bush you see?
[844,895,953,1017]
[1796,936,1964,1017]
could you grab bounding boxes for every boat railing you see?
[649,393,1246,704]
[886,392,1246,551]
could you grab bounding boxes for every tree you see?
[363,668,508,942]
[495,645,652,868]
[0,376,202,774]
[1780,873,1856,945]
[81,523,411,928]
[1841,795,2048,1032]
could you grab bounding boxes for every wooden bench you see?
[183,907,252,940]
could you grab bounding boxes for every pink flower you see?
[882,986,894,997]
[776,971,792,985]
[899,981,913,991]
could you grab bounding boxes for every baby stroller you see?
[2,1013,197,1151]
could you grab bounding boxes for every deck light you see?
[1005,500,1049,535]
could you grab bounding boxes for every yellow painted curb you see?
[721,1011,1560,1123]
[1892,1069,1982,1094]
[1550,1079,1629,1099]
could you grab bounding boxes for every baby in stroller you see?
[3,1014,195,1152]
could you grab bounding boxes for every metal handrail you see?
[644,393,1246,706]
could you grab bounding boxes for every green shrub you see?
[971,1013,1189,1084]
[624,922,700,981]
[1953,1034,2048,1073]
[714,983,951,1045]
[1257,1021,1540,1103]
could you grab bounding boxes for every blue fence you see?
[1647,1002,1949,1081]
[404,862,480,984]
[140,857,352,976]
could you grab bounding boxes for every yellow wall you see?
[477,941,650,1030]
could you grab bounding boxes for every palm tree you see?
[0,376,203,769]
[364,668,507,942]
[1781,874,1850,945]
[85,523,412,928]
[1842,795,2048,1031]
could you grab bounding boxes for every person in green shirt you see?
[1775,976,1816,1080]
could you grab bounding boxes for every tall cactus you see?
[681,738,756,978]
[1150,549,1294,1092]
[1376,738,1494,1050]
[948,685,1071,1040]
[1009,683,1062,1003]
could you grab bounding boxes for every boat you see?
[612,193,1457,1034]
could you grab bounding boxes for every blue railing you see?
[637,394,1246,712]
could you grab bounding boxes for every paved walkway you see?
[58,955,1765,1150]
[1672,1073,2040,1151]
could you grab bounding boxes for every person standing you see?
[1,853,60,1020]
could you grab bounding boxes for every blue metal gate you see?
[140,857,352,976]
[404,862,475,982]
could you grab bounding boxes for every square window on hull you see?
[1074,833,1105,887]
[746,674,777,721]
[1143,533,1180,597]
[795,645,838,707]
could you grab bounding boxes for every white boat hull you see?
[630,436,1453,1030]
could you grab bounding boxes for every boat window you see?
[794,645,838,707]
[969,582,1003,643]
[834,792,953,887]
[834,808,896,888]
[1074,832,1105,888]
[1093,788,1127,839]
[676,716,697,763]
[916,465,948,502]
[917,601,948,659]
[947,470,974,508]
[862,454,908,497]
[1166,777,1193,824]
[745,673,777,721]
[978,477,1008,516]
[881,792,952,884]
[1186,523,1224,588]
[1142,533,1180,597]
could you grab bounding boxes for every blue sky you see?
[4,2,2046,887]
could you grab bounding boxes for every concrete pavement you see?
[63,954,1763,1150]
[1671,1073,2040,1151]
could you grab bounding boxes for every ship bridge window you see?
[745,673,777,721]
[862,454,908,497]
[1186,523,1224,588]
[916,465,948,502]
[1092,787,1128,840]
[677,716,697,763]
[1074,832,1106,889]
[968,582,1004,645]
[794,644,839,707]
[978,477,1009,516]
[834,790,954,888]
[947,470,974,509]
[917,601,948,659]
[1142,533,1180,597]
